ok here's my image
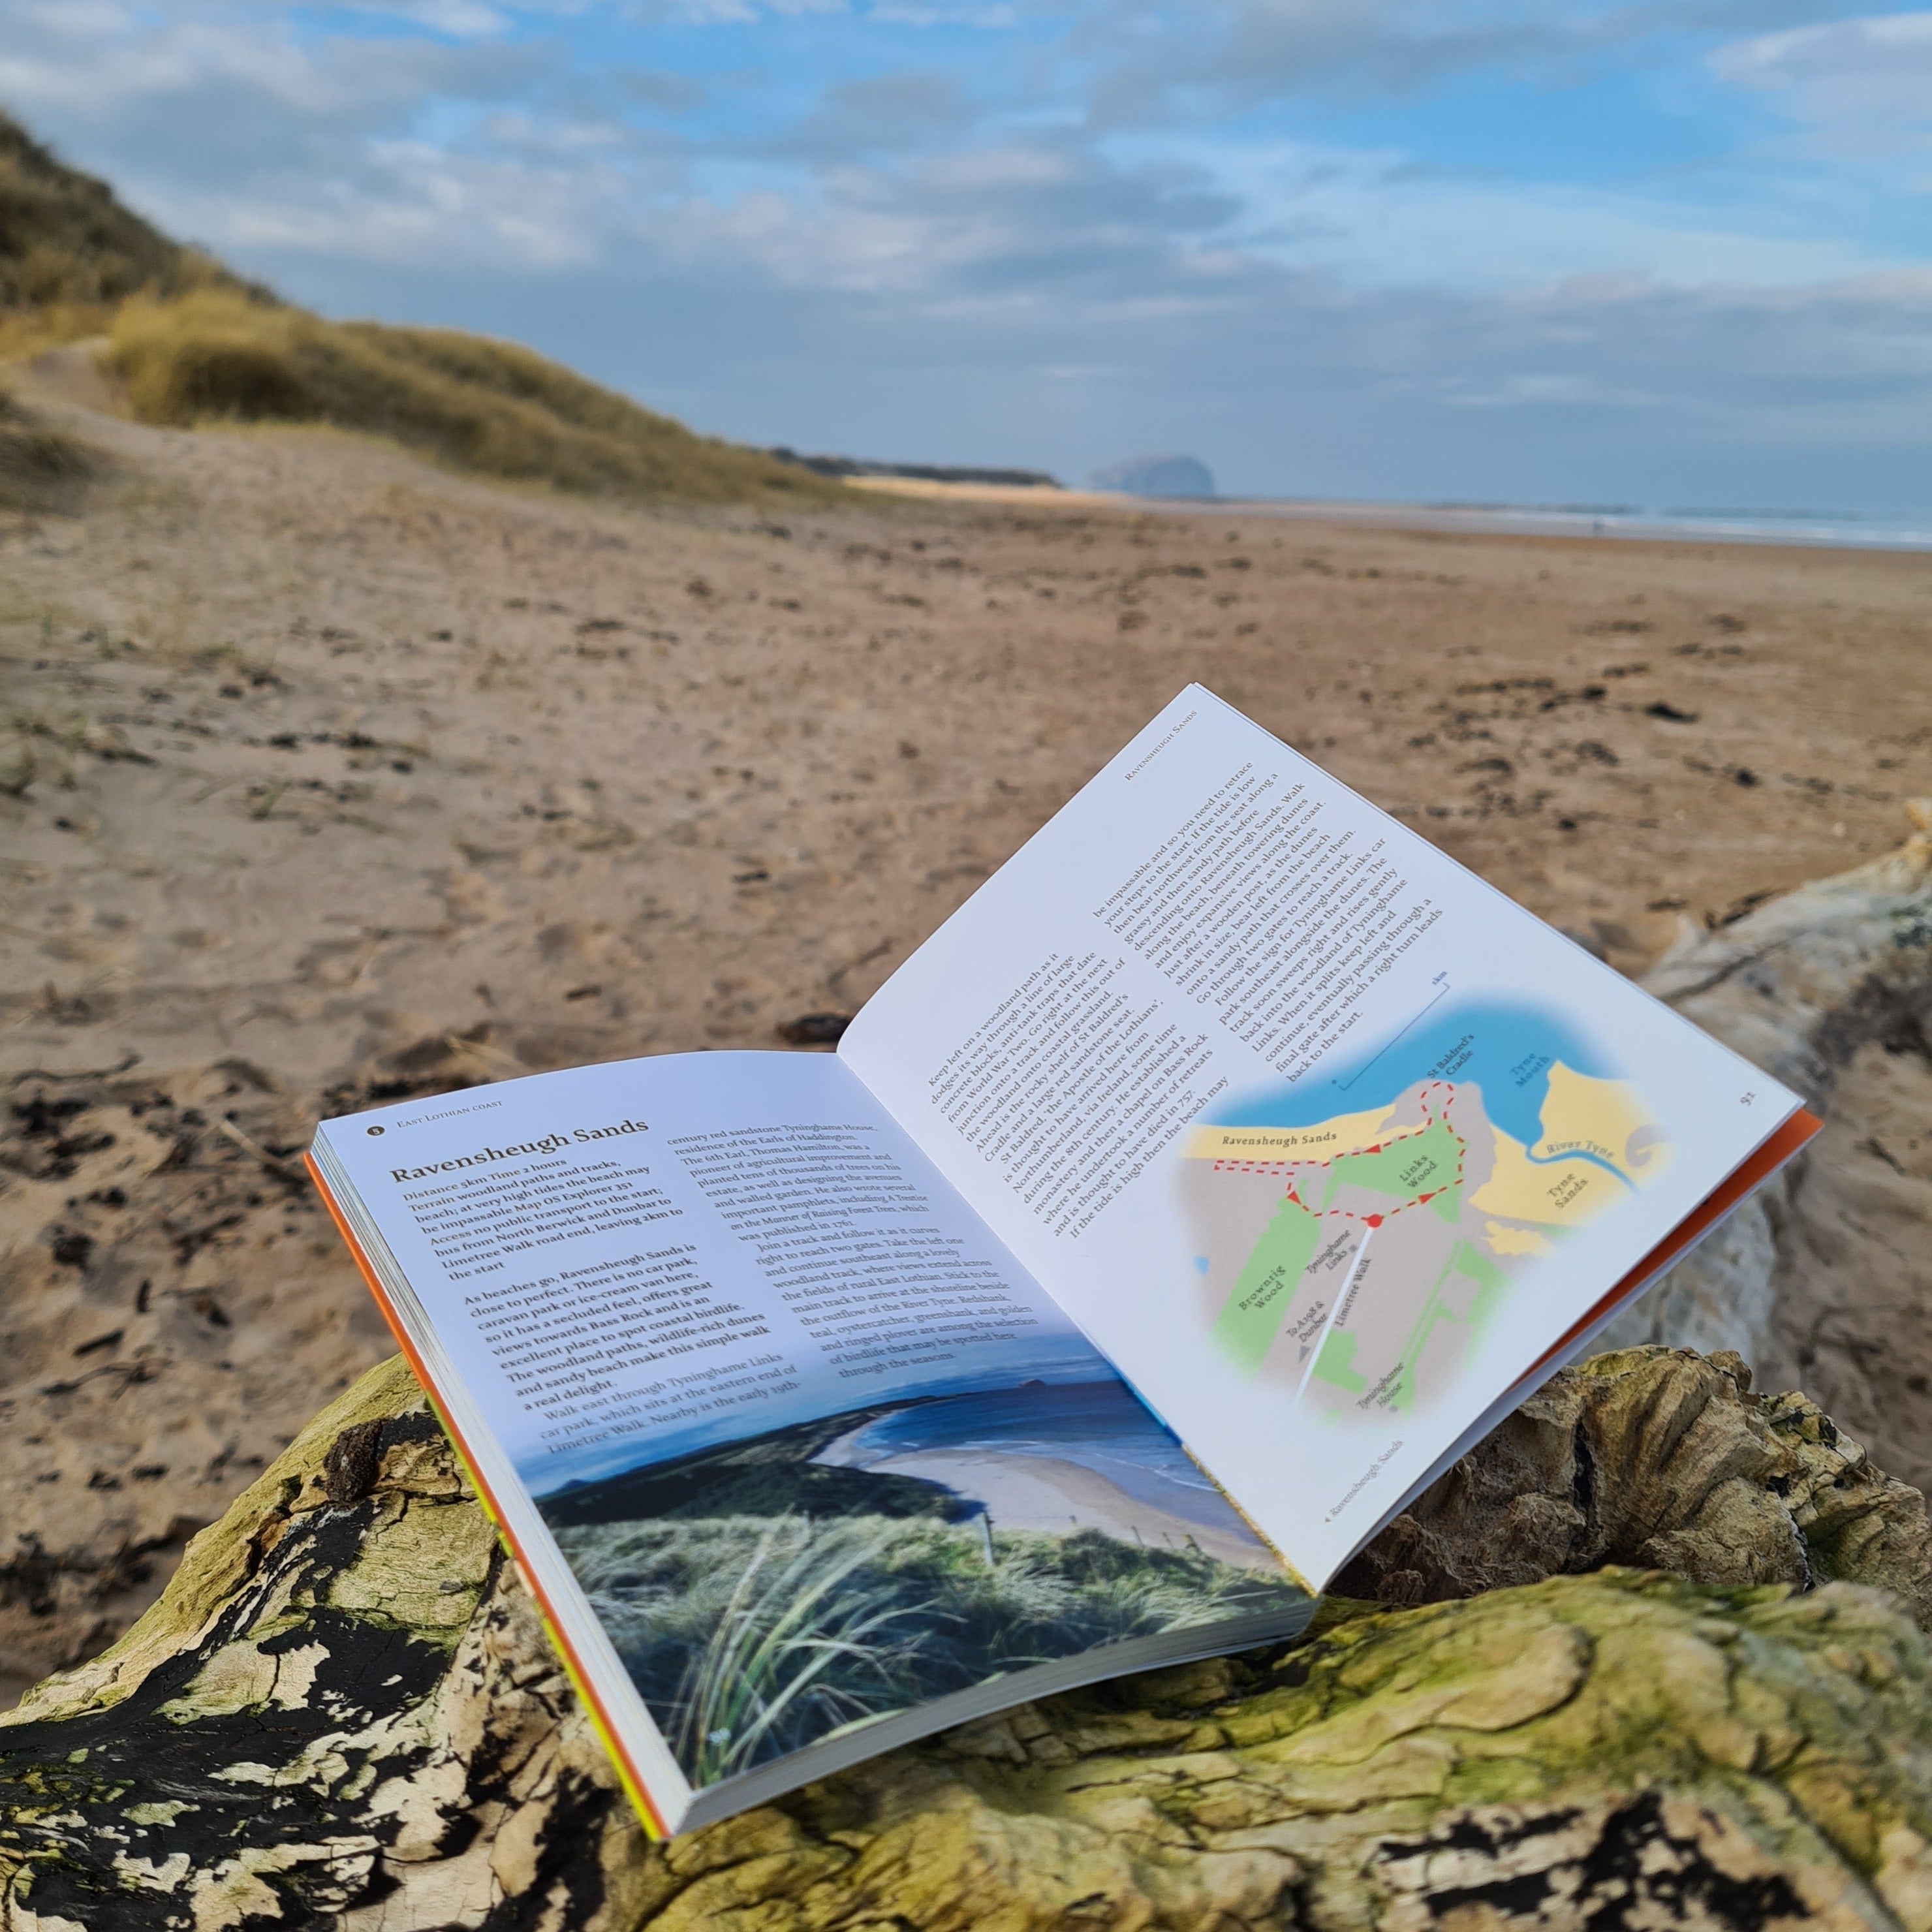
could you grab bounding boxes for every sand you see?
[812,1433,1271,1572]
[3,365,1930,1695]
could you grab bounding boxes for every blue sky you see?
[3,1,1929,507]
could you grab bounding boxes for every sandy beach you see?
[812,1431,1273,1573]
[3,374,1929,1692]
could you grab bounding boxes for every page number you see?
[1740,1091,1756,1106]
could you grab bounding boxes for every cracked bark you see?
[1600,800,1932,1503]
[6,1344,1932,1929]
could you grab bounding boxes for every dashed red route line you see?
[1206,1079,1469,1232]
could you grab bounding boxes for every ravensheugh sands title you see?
[386,1117,649,1184]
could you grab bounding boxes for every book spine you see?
[304,1152,671,1841]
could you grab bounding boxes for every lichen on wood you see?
[1336,1345,1932,1625]
[6,1346,1932,1929]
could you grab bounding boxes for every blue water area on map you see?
[830,1379,1232,1523]
[1208,1000,1618,1152]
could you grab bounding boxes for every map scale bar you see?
[1335,986,1452,1094]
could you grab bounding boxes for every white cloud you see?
[140,136,634,270]
[1714,10,1932,161]
[1075,0,1666,127]
[868,3,1017,24]
[1145,133,1907,293]
[2,0,1929,504]
[651,0,847,20]
[338,0,515,33]
[0,11,526,119]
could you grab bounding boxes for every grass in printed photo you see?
[555,1510,1289,1787]
[539,1389,1304,1787]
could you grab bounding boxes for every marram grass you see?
[107,289,839,507]
[557,1510,1303,1784]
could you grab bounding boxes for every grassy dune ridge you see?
[0,106,837,505]
[106,290,841,506]
[537,1406,1305,1786]
[0,111,243,358]
[555,1511,1299,1786]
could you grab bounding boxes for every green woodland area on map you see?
[1213,1117,1467,1358]
[1213,1179,1506,1405]
[1202,1089,1519,1414]
[1309,1241,1507,1399]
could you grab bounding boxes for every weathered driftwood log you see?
[5,1345,1932,1930]
[1333,1347,1932,1622]
[1602,800,1932,1492]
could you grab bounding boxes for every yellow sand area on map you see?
[1446,1065,1670,1230]
[1183,1102,1398,1165]
[1533,1065,1672,1185]
[1486,1221,1555,1256]
[1469,1125,1627,1226]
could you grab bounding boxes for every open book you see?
[308,685,1816,1836]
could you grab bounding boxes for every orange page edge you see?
[305,1151,673,1841]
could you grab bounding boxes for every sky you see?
[3,1,1929,509]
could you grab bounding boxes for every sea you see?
[1208,998,1613,1152]
[822,1379,1238,1528]
[1166,499,1932,553]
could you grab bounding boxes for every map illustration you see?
[1178,999,1671,1423]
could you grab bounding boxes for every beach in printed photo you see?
[812,1380,1275,1571]
[539,1373,1302,1788]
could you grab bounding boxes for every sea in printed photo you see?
[538,1375,1303,1788]
[811,1380,1275,1570]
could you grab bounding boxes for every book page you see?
[313,1049,1300,1800]
[838,686,1801,1589]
